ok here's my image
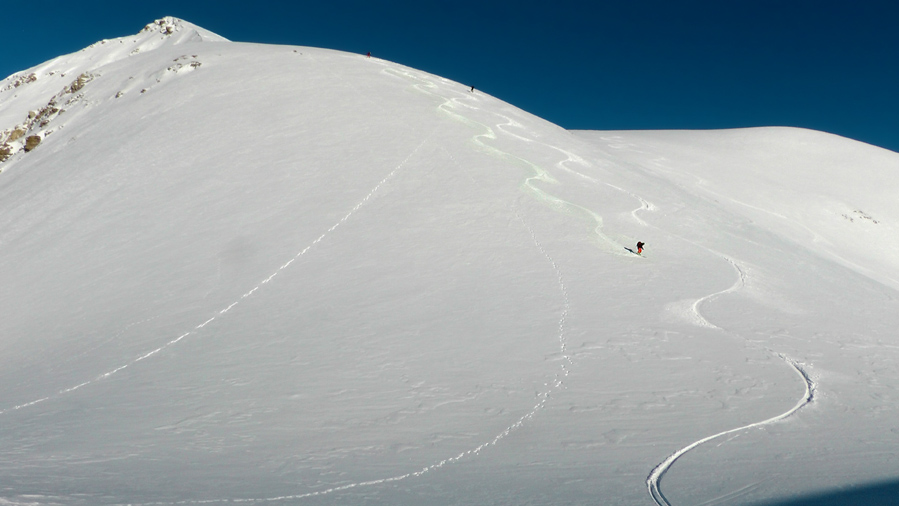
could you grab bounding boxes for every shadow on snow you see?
[751,478,899,506]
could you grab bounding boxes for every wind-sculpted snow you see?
[2,19,899,506]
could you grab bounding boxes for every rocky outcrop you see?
[141,17,179,36]
[1,72,37,93]
[0,16,221,170]
[23,135,41,152]
[64,73,93,94]
[7,127,26,143]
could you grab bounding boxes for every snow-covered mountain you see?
[2,17,898,506]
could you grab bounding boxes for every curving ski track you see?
[688,255,745,330]
[647,355,815,506]
[396,73,819,506]
[381,65,634,255]
[646,252,816,506]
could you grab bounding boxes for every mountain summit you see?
[0,16,226,163]
[1,19,899,506]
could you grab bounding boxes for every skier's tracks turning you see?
[646,254,816,506]
[380,66,633,256]
[377,66,818,506]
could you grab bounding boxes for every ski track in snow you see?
[646,250,817,506]
[381,65,635,257]
[489,110,658,242]
[589,136,820,506]
[0,134,432,418]
[688,255,745,330]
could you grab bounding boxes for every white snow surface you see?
[1,18,899,506]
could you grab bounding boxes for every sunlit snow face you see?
[1,16,898,506]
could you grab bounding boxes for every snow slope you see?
[1,17,898,506]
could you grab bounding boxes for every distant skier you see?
[366,51,371,58]
[470,86,475,93]
[636,241,644,254]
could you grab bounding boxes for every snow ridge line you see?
[0,136,430,417]
[646,254,816,506]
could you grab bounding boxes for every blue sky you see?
[3,0,897,153]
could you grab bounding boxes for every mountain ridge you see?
[1,18,898,506]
